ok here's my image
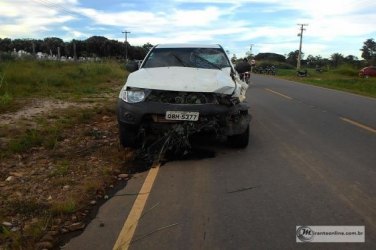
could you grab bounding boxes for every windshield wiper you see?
[169,52,189,67]
[191,52,222,70]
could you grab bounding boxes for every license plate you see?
[165,111,199,121]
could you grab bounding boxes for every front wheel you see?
[227,125,249,148]
[119,124,140,148]
[245,76,251,84]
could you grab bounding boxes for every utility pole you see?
[73,41,77,61]
[249,44,255,72]
[250,44,254,58]
[122,30,131,62]
[32,41,36,58]
[57,47,61,60]
[297,24,308,70]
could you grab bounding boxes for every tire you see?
[119,124,140,148]
[227,125,249,148]
[245,76,251,84]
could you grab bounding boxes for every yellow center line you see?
[113,164,161,250]
[265,88,293,100]
[340,117,376,134]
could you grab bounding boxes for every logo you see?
[296,226,314,242]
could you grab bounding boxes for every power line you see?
[297,24,308,70]
[33,0,82,18]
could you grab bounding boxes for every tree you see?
[254,52,285,62]
[85,36,109,57]
[0,38,12,52]
[343,55,359,67]
[360,38,376,65]
[0,37,163,60]
[286,50,301,66]
[330,53,344,67]
[245,51,253,60]
[142,43,154,52]
[306,55,324,67]
[12,39,31,52]
[306,55,315,66]
[344,55,357,62]
[42,37,64,55]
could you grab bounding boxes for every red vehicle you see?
[359,66,376,78]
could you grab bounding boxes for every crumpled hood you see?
[125,67,235,95]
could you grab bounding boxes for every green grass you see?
[0,106,110,159]
[0,60,123,248]
[8,129,44,153]
[4,199,50,217]
[50,199,77,215]
[0,60,125,112]
[274,65,376,97]
[50,160,70,177]
[6,125,62,154]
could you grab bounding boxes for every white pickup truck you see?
[117,43,251,149]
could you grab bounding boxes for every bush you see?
[0,52,15,62]
[275,62,295,69]
[9,129,44,153]
[256,60,295,69]
[332,65,358,77]
[0,92,12,105]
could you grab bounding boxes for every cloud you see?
[0,0,375,57]
[61,26,89,39]
[0,0,76,38]
[76,8,168,31]
[75,6,225,32]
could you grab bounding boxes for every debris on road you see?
[134,121,221,166]
[131,223,179,244]
[135,123,193,164]
[227,185,259,194]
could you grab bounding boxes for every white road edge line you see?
[113,164,160,250]
[340,117,376,134]
[264,88,293,100]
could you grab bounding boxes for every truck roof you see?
[155,44,221,49]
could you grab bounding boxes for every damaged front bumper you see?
[117,99,251,136]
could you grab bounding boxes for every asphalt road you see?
[63,75,376,250]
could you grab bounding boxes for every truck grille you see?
[146,91,218,104]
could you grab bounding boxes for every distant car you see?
[359,66,376,78]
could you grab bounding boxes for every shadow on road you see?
[124,133,227,174]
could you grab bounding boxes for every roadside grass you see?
[0,60,126,113]
[0,106,108,159]
[0,59,127,249]
[49,160,70,177]
[1,220,47,249]
[8,129,44,153]
[0,104,125,249]
[1,200,54,248]
[50,199,77,215]
[1,200,51,247]
[274,65,376,98]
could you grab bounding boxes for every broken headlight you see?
[121,88,150,103]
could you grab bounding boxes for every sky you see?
[0,0,375,58]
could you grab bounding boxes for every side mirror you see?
[125,61,139,72]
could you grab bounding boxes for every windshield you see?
[142,47,231,70]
